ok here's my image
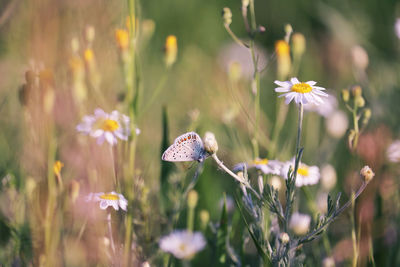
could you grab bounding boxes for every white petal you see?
[274,80,292,87]
[99,200,109,210]
[275,87,290,92]
[306,81,317,86]
[105,132,116,145]
[290,77,300,84]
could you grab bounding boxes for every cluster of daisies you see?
[72,77,345,260]
[235,157,321,188]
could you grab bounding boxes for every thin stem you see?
[351,192,359,267]
[248,0,257,31]
[352,104,359,150]
[107,212,116,255]
[298,182,368,245]
[211,154,260,199]
[110,145,118,187]
[295,103,304,158]
[224,24,249,48]
[250,39,260,159]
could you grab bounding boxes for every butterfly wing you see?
[162,132,205,162]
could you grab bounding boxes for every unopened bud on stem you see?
[203,132,218,154]
[360,166,374,183]
[222,7,232,26]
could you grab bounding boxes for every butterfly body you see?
[162,132,208,162]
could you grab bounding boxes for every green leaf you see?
[160,106,174,214]
[235,197,271,265]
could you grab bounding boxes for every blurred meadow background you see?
[1,0,400,266]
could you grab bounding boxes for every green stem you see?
[250,39,260,159]
[248,0,257,31]
[187,206,195,232]
[351,192,359,267]
[224,24,249,48]
[211,154,261,199]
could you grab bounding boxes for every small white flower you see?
[303,93,337,118]
[387,140,400,163]
[289,212,311,235]
[86,191,128,211]
[274,77,328,105]
[320,164,337,191]
[325,110,348,139]
[250,158,283,175]
[159,230,206,259]
[395,18,400,40]
[281,159,320,187]
[77,108,130,146]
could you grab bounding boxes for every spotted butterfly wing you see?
[162,132,207,162]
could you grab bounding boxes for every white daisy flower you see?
[76,108,130,146]
[281,159,320,187]
[86,191,128,211]
[289,212,311,235]
[274,77,328,105]
[233,158,283,176]
[387,140,400,163]
[303,93,337,117]
[159,230,206,259]
[249,158,283,175]
[395,18,400,40]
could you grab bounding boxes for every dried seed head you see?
[203,132,218,154]
[360,166,375,183]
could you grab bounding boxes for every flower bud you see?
[352,85,362,97]
[84,49,94,63]
[355,96,365,108]
[242,0,250,8]
[360,165,375,183]
[187,190,198,209]
[257,26,266,33]
[341,89,350,102]
[203,132,218,154]
[115,29,130,50]
[222,7,232,26]
[275,40,291,79]
[292,33,306,58]
[199,210,210,226]
[351,45,369,70]
[362,108,372,126]
[85,25,95,43]
[284,24,293,41]
[279,232,290,244]
[71,37,80,53]
[53,161,64,176]
[164,35,177,67]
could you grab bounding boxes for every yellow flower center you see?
[297,166,309,177]
[252,158,269,165]
[291,83,312,94]
[100,194,120,200]
[101,119,119,132]
[179,243,187,252]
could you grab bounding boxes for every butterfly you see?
[162,132,208,162]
